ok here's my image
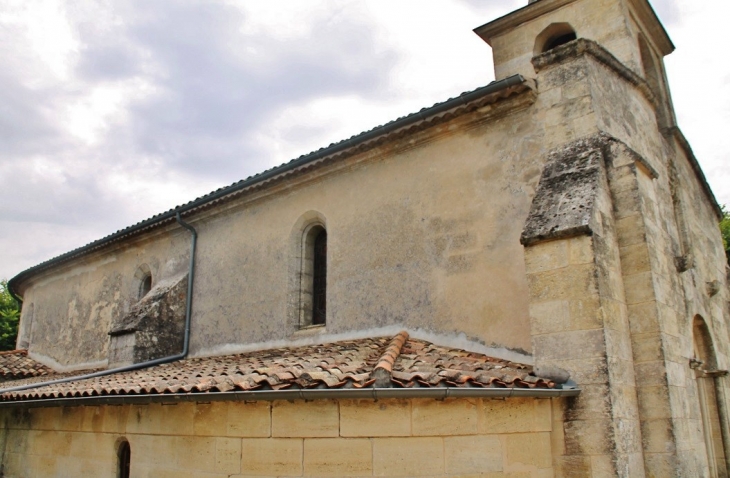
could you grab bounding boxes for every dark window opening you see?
[312,229,327,325]
[139,274,152,299]
[544,32,577,52]
[118,440,131,478]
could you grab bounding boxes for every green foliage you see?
[0,280,20,351]
[722,205,730,265]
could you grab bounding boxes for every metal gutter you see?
[0,213,198,395]
[0,386,580,409]
[7,74,527,298]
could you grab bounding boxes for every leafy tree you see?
[722,205,730,266]
[0,280,20,351]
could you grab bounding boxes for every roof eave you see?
[0,386,580,409]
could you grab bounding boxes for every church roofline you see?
[8,74,530,298]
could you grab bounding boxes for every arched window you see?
[118,439,131,478]
[134,264,152,299]
[692,316,728,477]
[300,224,327,327]
[312,229,327,326]
[534,23,577,55]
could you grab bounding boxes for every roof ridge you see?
[370,331,409,387]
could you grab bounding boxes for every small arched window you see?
[134,264,152,300]
[118,439,131,478]
[535,23,577,55]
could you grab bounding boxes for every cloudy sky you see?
[2,0,728,281]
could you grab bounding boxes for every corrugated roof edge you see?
[8,74,527,297]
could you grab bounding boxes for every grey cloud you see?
[71,1,399,181]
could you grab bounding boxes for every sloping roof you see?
[0,332,557,402]
[0,350,54,381]
[8,75,531,297]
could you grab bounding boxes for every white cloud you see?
[1,0,728,281]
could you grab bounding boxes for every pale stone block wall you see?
[0,397,561,477]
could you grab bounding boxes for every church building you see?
[2,0,728,476]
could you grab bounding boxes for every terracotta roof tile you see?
[0,333,555,402]
[0,350,55,380]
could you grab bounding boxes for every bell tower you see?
[474,0,676,127]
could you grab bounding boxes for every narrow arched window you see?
[312,229,327,325]
[118,440,131,478]
[139,274,152,299]
[299,223,327,328]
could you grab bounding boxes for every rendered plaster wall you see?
[14,90,547,368]
[185,97,546,358]
[0,397,560,477]
[15,230,192,369]
[487,0,645,82]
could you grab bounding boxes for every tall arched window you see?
[692,316,728,477]
[300,224,327,327]
[312,229,327,325]
[118,439,131,478]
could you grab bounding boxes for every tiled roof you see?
[0,332,554,402]
[0,350,54,381]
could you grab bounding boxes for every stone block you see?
[563,384,612,421]
[636,385,671,420]
[553,455,592,477]
[444,435,503,474]
[505,432,552,469]
[340,399,411,437]
[412,398,478,436]
[228,401,271,437]
[81,406,104,433]
[563,419,613,456]
[478,398,551,434]
[303,438,372,476]
[30,407,62,431]
[104,405,130,434]
[176,436,217,471]
[615,214,646,247]
[623,271,656,305]
[216,437,242,474]
[58,406,84,431]
[524,240,569,273]
[631,332,663,363]
[634,361,668,387]
[527,264,598,302]
[130,434,179,465]
[619,243,651,275]
[568,235,594,265]
[194,402,228,436]
[627,301,660,334]
[239,438,302,476]
[26,429,72,457]
[272,400,338,437]
[641,418,674,454]
[533,329,606,361]
[532,299,601,336]
[372,437,444,476]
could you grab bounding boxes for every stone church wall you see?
[0,397,559,477]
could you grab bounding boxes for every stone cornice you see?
[532,38,657,108]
